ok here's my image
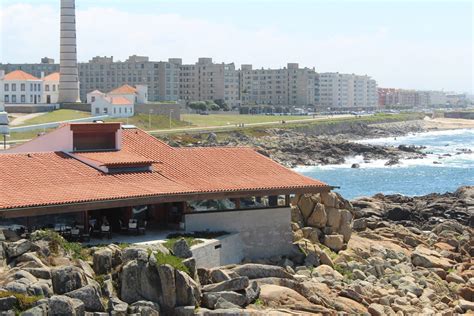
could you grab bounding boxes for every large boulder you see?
[48,295,84,316]
[65,285,105,312]
[202,277,249,293]
[0,296,17,311]
[297,194,317,220]
[129,301,160,315]
[411,246,454,270]
[92,248,112,275]
[307,203,327,228]
[120,259,161,304]
[231,264,293,280]
[173,239,193,259]
[202,291,247,309]
[4,239,33,259]
[157,264,177,312]
[323,234,344,252]
[51,266,87,295]
[326,207,342,229]
[175,269,201,307]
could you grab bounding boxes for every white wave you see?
[358,128,474,146]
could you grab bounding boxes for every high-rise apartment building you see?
[378,88,447,108]
[179,58,240,108]
[0,58,59,79]
[78,55,180,102]
[316,73,377,109]
[240,63,316,108]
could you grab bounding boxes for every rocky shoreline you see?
[167,120,431,168]
[0,187,472,315]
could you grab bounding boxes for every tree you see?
[214,99,230,111]
[188,101,207,112]
[205,100,220,111]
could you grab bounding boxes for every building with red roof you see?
[0,123,330,258]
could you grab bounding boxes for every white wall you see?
[191,233,244,268]
[185,207,294,260]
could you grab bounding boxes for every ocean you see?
[297,128,474,200]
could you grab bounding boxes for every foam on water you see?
[297,129,474,199]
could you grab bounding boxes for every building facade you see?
[0,70,45,104]
[240,63,316,109]
[179,58,240,108]
[316,73,377,109]
[0,58,59,79]
[78,56,180,103]
[378,88,447,108]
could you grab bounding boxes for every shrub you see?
[163,237,203,251]
[0,291,43,312]
[30,230,89,260]
[155,252,190,275]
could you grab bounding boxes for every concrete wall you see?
[135,103,181,120]
[5,104,59,113]
[185,207,293,260]
[60,103,91,112]
[191,233,243,268]
[444,111,474,120]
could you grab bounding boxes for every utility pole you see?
[148,109,153,129]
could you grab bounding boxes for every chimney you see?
[0,70,4,80]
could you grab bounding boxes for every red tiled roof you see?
[43,72,60,81]
[110,96,133,106]
[0,128,328,210]
[109,84,137,95]
[4,70,40,81]
[74,151,155,167]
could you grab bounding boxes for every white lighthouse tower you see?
[58,0,81,103]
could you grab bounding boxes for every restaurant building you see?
[0,122,330,259]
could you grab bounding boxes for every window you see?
[11,84,16,92]
[114,108,116,114]
[4,95,9,103]
[21,95,25,103]
[21,84,25,91]
[37,95,41,103]
[95,108,100,114]
[45,85,50,92]
[53,85,56,92]
[4,84,8,92]
[91,96,96,102]
[104,108,108,114]
[30,95,33,103]
[12,95,17,103]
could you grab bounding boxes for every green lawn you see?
[181,114,307,127]
[106,113,192,131]
[19,110,90,126]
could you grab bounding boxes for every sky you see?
[0,0,473,93]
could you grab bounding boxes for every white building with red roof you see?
[0,70,61,105]
[88,84,148,118]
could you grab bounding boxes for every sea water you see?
[296,129,474,200]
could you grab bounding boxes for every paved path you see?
[9,113,46,126]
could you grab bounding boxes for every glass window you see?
[21,95,25,103]
[21,84,25,91]
[12,95,17,103]
[45,85,50,92]
[4,84,8,91]
[4,95,9,103]
[11,84,16,92]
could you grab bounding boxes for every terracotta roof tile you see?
[110,96,133,106]
[0,128,329,210]
[4,70,40,81]
[74,151,156,167]
[43,72,60,81]
[109,84,137,95]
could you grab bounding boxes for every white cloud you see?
[0,3,472,93]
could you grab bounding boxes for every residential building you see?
[0,58,59,79]
[1,122,330,260]
[0,70,44,104]
[43,72,60,104]
[378,88,447,108]
[179,58,240,108]
[316,73,378,109]
[88,84,147,118]
[78,56,180,103]
[240,63,316,108]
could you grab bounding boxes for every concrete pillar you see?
[58,0,81,103]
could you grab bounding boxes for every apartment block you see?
[0,57,59,79]
[179,58,240,108]
[78,55,180,102]
[378,88,447,108]
[240,63,316,108]
[316,73,377,109]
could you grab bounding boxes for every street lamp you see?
[148,109,153,129]
[169,109,174,129]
